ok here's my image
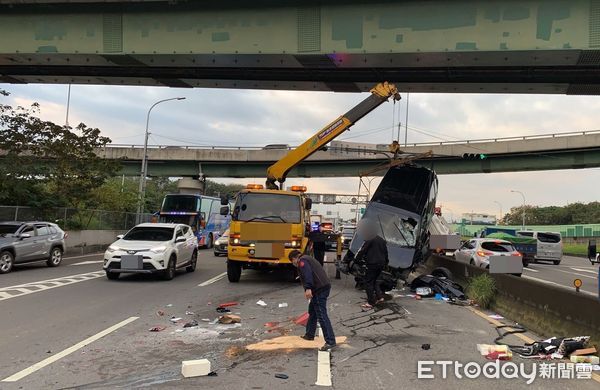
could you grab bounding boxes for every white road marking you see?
[2,316,139,382]
[521,275,596,297]
[523,267,539,273]
[0,271,105,302]
[64,253,103,260]
[571,267,598,274]
[70,260,104,266]
[198,272,227,287]
[315,350,332,386]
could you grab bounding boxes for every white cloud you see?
[3,83,600,219]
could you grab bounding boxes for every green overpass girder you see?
[0,0,595,55]
[114,148,600,177]
[1,1,600,93]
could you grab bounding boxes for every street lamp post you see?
[136,97,186,223]
[493,201,503,225]
[510,190,526,230]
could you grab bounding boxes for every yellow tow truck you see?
[225,82,400,282]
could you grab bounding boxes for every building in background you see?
[461,213,497,225]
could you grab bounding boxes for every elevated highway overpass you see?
[1,0,600,94]
[95,130,600,177]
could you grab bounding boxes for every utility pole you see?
[136,97,186,223]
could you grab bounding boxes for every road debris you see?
[411,274,465,300]
[421,344,431,350]
[170,317,182,323]
[181,359,211,378]
[293,312,309,326]
[156,310,165,317]
[218,302,239,308]
[208,371,218,377]
[184,320,199,328]
[477,344,512,360]
[149,326,167,332]
[246,335,347,352]
[216,307,231,313]
[218,314,241,324]
[571,347,597,356]
[278,303,288,308]
[275,373,289,380]
[166,304,173,307]
[488,314,504,320]
[185,311,195,316]
[256,299,267,307]
[264,321,280,328]
[570,355,599,364]
[201,318,211,322]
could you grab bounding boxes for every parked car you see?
[0,221,66,274]
[103,223,198,280]
[454,238,522,271]
[214,229,229,256]
[341,225,356,249]
[517,231,563,265]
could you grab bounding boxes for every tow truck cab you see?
[226,184,312,282]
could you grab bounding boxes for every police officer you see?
[308,225,327,266]
[354,218,389,310]
[288,250,336,352]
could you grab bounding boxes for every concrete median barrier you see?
[427,255,600,347]
[65,230,126,256]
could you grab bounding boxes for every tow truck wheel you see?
[227,260,241,282]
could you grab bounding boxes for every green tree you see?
[0,89,118,210]
[204,179,244,199]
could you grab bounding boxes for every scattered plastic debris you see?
[293,312,309,326]
[201,318,211,322]
[216,307,231,314]
[149,326,167,332]
[166,304,173,307]
[275,374,289,380]
[264,321,280,328]
[421,344,431,350]
[570,355,599,364]
[488,314,504,320]
[415,287,433,297]
[156,310,165,317]
[181,359,211,378]
[218,302,239,308]
[434,293,443,301]
[278,303,288,308]
[175,329,186,333]
[218,314,241,324]
[170,317,182,323]
[256,300,267,307]
[184,320,199,328]
[185,311,195,316]
[477,344,512,360]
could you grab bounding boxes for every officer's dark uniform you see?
[308,230,327,265]
[297,255,336,347]
[355,235,389,305]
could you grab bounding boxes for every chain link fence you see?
[0,206,152,231]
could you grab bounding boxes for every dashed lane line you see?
[2,316,139,382]
[70,260,104,266]
[198,272,227,287]
[0,271,105,302]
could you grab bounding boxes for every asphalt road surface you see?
[0,251,598,389]
[522,255,599,296]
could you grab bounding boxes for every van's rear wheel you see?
[553,260,561,265]
[227,260,242,282]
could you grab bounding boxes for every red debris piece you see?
[293,312,309,326]
[217,302,239,309]
[148,326,167,332]
[264,321,281,328]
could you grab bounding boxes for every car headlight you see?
[107,245,121,252]
[150,246,167,253]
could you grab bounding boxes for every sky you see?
[2,83,600,221]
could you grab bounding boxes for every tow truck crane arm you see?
[265,82,401,190]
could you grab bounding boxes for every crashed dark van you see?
[341,165,438,290]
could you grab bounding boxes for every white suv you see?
[103,223,198,280]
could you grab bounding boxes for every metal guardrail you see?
[106,130,600,151]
